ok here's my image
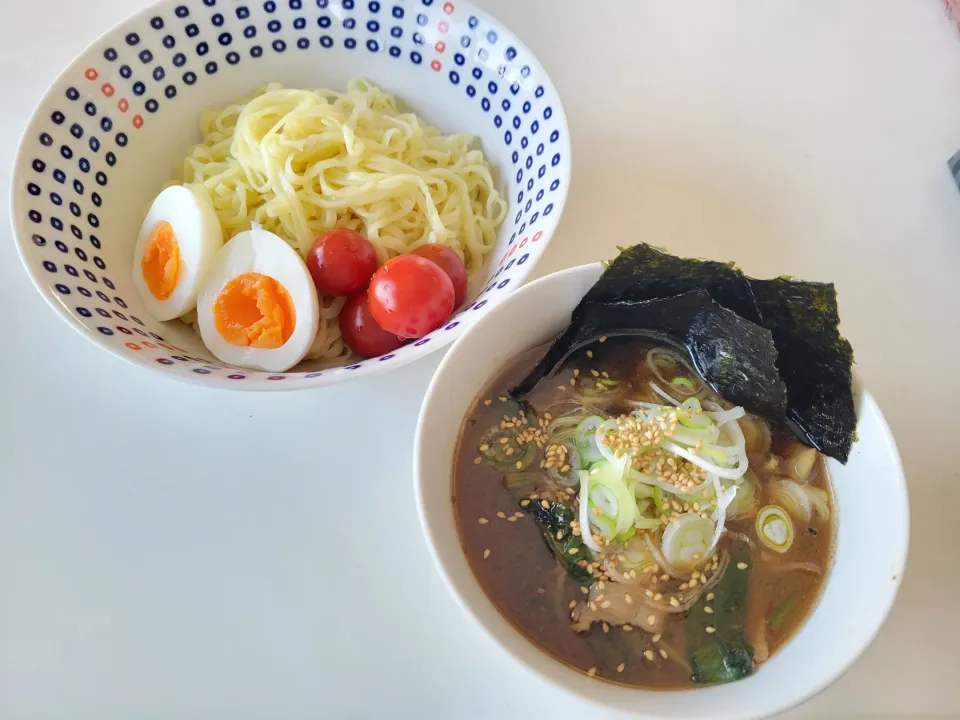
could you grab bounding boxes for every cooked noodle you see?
[178,78,507,360]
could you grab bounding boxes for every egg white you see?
[197,226,320,372]
[132,185,223,321]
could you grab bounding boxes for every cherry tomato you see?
[411,244,468,307]
[339,293,406,357]
[367,255,455,338]
[306,228,377,297]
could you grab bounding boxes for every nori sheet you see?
[512,243,857,462]
[749,278,855,463]
[510,290,788,421]
[584,244,762,325]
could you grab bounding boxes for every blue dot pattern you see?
[13,0,569,385]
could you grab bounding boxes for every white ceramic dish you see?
[9,0,570,390]
[414,262,909,720]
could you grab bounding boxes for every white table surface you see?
[2,1,959,717]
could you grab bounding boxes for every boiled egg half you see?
[197,226,320,372]
[132,185,223,321]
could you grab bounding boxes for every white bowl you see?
[414,262,909,720]
[9,0,570,390]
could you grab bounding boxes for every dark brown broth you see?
[452,338,834,688]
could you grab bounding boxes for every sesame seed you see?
[601,601,612,608]
[515,460,523,469]
[659,648,668,659]
[483,399,492,406]
[568,547,580,555]
[669,597,679,607]
[599,336,607,343]
[498,396,507,402]
[706,626,716,634]
[507,516,518,522]
[706,592,715,601]
[652,633,662,643]
[591,370,600,377]
[644,650,654,661]
[617,663,625,673]
[541,500,550,510]
[478,518,489,525]
[602,622,610,633]
[645,590,653,598]
[623,624,633,632]
[646,614,656,626]
[737,562,748,570]
[520,499,531,507]
[587,667,597,677]
[580,586,589,595]
[704,606,714,614]
[497,511,506,519]
[473,457,482,465]
[561,464,571,473]
[483,549,491,559]
[557,385,567,391]
[654,593,663,601]
[586,350,594,358]
[568,600,577,610]
[573,369,580,377]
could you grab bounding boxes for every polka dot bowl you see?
[10,0,570,389]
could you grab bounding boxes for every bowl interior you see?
[414,263,909,719]
[10,0,570,389]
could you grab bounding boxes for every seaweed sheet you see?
[585,244,762,325]
[510,290,788,421]
[512,243,857,462]
[750,278,855,463]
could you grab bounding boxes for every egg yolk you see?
[141,221,181,301]
[213,272,297,349]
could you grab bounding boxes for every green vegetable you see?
[756,505,795,553]
[768,591,801,631]
[723,471,757,519]
[574,416,605,464]
[672,376,695,391]
[527,499,593,584]
[687,541,754,685]
[653,485,665,514]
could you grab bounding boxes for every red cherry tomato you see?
[367,255,455,338]
[306,228,377,297]
[411,244,468,307]
[339,293,406,357]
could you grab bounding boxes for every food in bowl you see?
[132,79,506,371]
[451,244,855,688]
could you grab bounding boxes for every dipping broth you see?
[453,338,833,688]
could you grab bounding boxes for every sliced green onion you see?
[769,591,801,631]
[672,376,696,391]
[661,513,715,571]
[769,479,813,525]
[615,527,637,543]
[634,515,664,530]
[756,505,795,554]
[575,416,606,465]
[653,485,665,514]
[723,471,757,519]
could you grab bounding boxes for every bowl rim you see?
[7,0,573,391]
[414,261,910,718]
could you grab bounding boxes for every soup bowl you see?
[9,0,570,390]
[414,262,909,719]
